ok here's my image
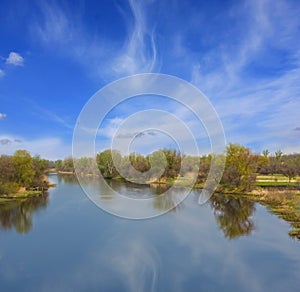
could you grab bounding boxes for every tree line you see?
[0,150,50,195]
[2,144,300,195]
[56,144,300,192]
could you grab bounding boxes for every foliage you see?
[196,155,211,184]
[262,149,270,157]
[160,149,181,179]
[221,144,257,191]
[55,157,74,172]
[0,182,19,195]
[2,145,300,196]
[0,150,50,195]
[12,150,35,188]
[96,150,121,179]
[74,157,98,176]
[32,155,49,187]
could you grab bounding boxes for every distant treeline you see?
[54,144,300,192]
[0,150,51,195]
[1,144,299,195]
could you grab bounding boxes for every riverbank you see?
[0,190,43,203]
[0,182,55,203]
[211,189,300,240]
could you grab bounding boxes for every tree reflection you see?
[152,186,184,212]
[57,174,78,184]
[210,194,255,239]
[0,194,49,234]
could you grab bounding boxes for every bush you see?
[0,182,19,195]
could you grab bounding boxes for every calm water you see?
[1,174,300,292]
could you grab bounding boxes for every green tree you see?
[197,155,211,184]
[129,152,150,173]
[221,144,257,191]
[12,150,35,188]
[32,155,48,187]
[161,149,181,179]
[74,157,98,176]
[96,150,121,179]
[61,157,74,172]
[257,155,270,174]
[0,155,15,180]
[262,149,270,157]
[180,155,200,177]
[55,159,63,171]
[275,150,283,161]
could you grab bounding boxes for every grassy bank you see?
[256,174,300,187]
[0,190,44,203]
[215,189,300,240]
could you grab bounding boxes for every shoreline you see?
[0,181,55,203]
[0,190,44,203]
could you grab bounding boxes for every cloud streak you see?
[3,0,298,157]
[187,0,300,152]
[112,0,158,75]
[33,0,159,80]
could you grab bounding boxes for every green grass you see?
[0,190,43,202]
[256,181,299,187]
[0,197,12,203]
[256,174,300,183]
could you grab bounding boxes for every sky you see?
[0,0,300,160]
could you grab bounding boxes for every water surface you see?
[0,174,299,291]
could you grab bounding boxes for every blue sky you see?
[0,0,300,160]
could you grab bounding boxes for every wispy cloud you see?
[0,113,6,120]
[22,0,300,155]
[28,99,74,130]
[112,0,158,75]
[0,69,4,77]
[36,107,74,130]
[33,0,159,80]
[187,0,300,151]
[6,52,24,66]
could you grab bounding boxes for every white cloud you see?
[28,0,300,154]
[6,52,24,66]
[0,135,70,160]
[0,69,4,77]
[112,0,158,76]
[187,0,300,152]
[33,0,159,80]
[0,113,6,120]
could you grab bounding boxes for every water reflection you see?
[0,194,49,233]
[3,174,295,240]
[152,187,184,213]
[56,174,79,184]
[210,194,255,239]
[1,175,300,291]
[103,180,183,213]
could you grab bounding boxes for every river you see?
[0,174,300,291]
